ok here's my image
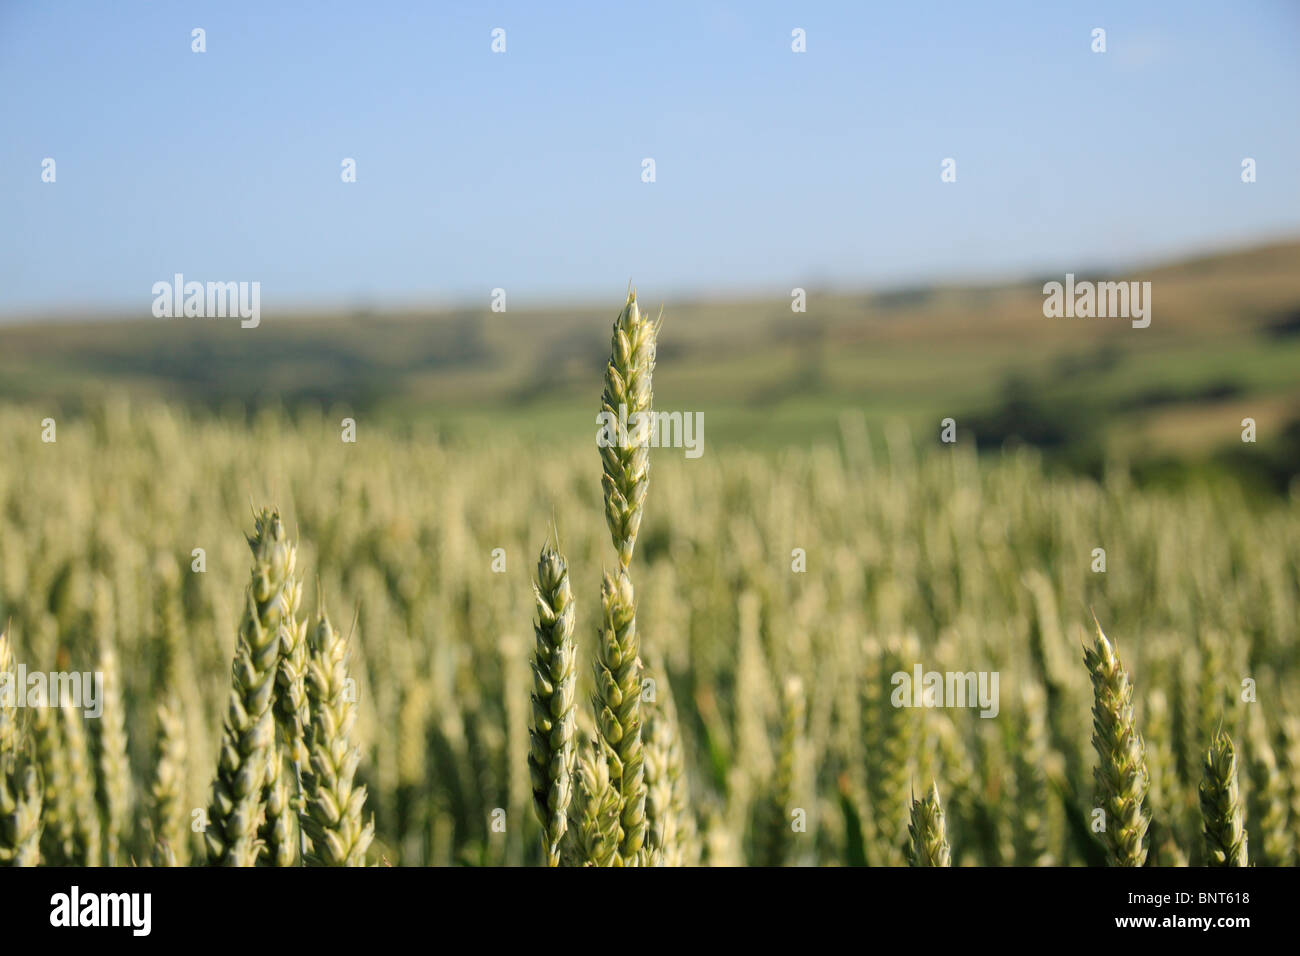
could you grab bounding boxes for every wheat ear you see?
[32,702,73,864]
[0,627,19,759]
[1012,684,1056,865]
[0,758,41,866]
[206,508,295,866]
[754,676,806,866]
[300,609,374,866]
[527,544,577,866]
[865,637,918,866]
[592,569,647,864]
[1199,729,1248,867]
[59,700,103,866]
[566,742,621,867]
[89,582,132,866]
[260,566,307,867]
[643,661,699,866]
[149,694,189,866]
[271,564,309,865]
[599,289,659,569]
[1085,619,1150,867]
[1244,711,1291,866]
[908,781,952,867]
[0,628,41,866]
[1142,689,1188,867]
[1278,717,1300,865]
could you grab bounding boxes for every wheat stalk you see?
[599,289,659,569]
[753,676,805,866]
[206,508,296,866]
[566,742,621,867]
[0,628,41,867]
[149,694,189,866]
[300,609,374,866]
[1245,711,1291,866]
[907,781,951,867]
[0,627,18,758]
[527,544,577,867]
[1278,717,1300,866]
[643,661,698,866]
[1199,729,1248,867]
[58,700,102,866]
[1142,688,1188,867]
[1085,618,1150,867]
[864,636,918,866]
[591,569,647,864]
[0,758,41,867]
[88,581,131,866]
[31,701,74,864]
[1012,684,1056,866]
[271,566,309,866]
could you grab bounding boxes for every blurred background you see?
[2,0,1299,484]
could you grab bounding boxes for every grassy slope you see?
[2,240,1298,475]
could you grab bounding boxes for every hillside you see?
[3,239,1299,486]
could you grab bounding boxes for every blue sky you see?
[2,0,1298,317]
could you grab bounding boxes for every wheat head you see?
[1085,619,1150,867]
[527,544,577,866]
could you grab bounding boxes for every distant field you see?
[2,239,1299,488]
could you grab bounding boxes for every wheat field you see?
[1,296,1298,867]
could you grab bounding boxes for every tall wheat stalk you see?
[300,609,374,866]
[206,509,296,867]
[1085,619,1150,867]
[590,289,660,865]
